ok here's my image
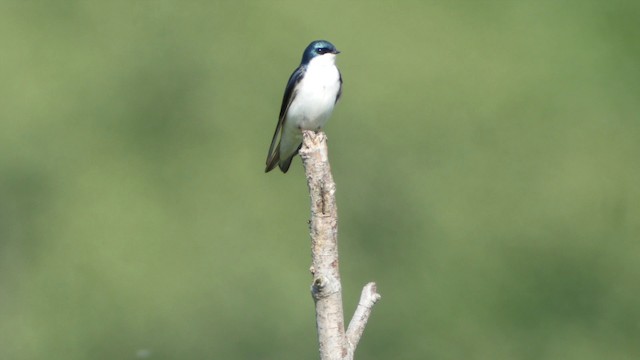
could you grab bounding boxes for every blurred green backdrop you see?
[1,1,639,359]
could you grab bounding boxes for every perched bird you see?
[265,40,342,173]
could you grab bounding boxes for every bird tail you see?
[265,147,297,173]
[278,152,296,173]
[265,143,299,173]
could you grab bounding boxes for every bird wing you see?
[335,70,343,104]
[265,65,306,172]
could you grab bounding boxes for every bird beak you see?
[333,49,341,54]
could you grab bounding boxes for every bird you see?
[265,40,342,173]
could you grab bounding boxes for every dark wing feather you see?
[265,65,306,172]
[335,70,343,104]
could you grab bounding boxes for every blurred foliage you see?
[1,1,639,359]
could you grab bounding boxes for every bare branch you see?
[346,282,381,356]
[300,130,347,360]
[299,130,379,360]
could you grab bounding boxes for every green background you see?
[2,1,639,359]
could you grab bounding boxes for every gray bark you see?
[299,131,381,360]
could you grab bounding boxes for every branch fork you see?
[299,130,381,360]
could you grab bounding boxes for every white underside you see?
[280,54,340,160]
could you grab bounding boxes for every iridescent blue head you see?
[300,40,340,65]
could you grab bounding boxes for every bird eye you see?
[316,48,328,54]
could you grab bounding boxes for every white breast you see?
[285,54,341,131]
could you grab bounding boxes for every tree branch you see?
[346,282,381,357]
[299,130,380,360]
